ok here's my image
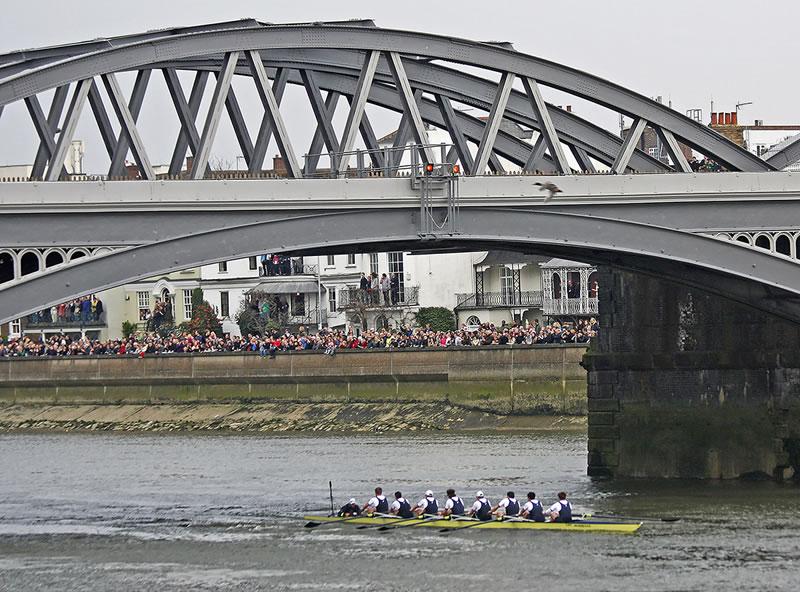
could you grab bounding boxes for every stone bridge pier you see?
[584,267,800,480]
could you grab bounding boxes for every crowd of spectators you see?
[27,296,104,326]
[0,320,597,358]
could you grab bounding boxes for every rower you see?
[493,491,520,517]
[362,487,389,515]
[390,491,415,519]
[521,491,545,522]
[441,488,465,517]
[337,498,361,517]
[413,490,439,516]
[548,491,573,523]
[468,491,492,521]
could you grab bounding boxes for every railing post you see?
[356,149,364,178]
[440,142,447,165]
[411,143,419,176]
[383,146,391,177]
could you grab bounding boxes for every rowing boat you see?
[303,515,642,534]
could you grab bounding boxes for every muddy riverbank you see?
[0,402,587,433]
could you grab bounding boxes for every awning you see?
[248,281,324,294]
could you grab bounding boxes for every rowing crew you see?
[338,487,574,523]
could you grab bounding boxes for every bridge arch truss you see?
[0,19,773,181]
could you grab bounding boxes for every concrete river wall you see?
[0,345,588,432]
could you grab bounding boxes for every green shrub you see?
[415,307,456,331]
[121,320,137,339]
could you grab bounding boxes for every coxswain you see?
[548,491,573,522]
[362,487,389,515]
[493,491,520,517]
[521,491,545,522]
[413,490,439,516]
[390,491,415,519]
[337,498,361,517]
[468,491,493,521]
[441,488,465,517]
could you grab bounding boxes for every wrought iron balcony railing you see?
[259,260,318,277]
[542,296,599,316]
[26,311,106,328]
[339,285,420,309]
[455,291,543,309]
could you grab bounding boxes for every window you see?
[218,261,228,273]
[388,251,405,301]
[588,272,599,298]
[183,290,193,320]
[249,256,257,270]
[500,266,514,305]
[347,253,356,266]
[328,288,337,313]
[369,253,379,276]
[567,271,581,298]
[291,294,305,316]
[10,319,21,336]
[220,291,230,318]
[552,273,561,299]
[326,255,335,266]
[137,291,150,320]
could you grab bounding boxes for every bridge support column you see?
[584,267,800,480]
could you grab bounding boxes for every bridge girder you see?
[0,20,771,179]
[1,190,800,324]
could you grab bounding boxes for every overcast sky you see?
[1,0,797,170]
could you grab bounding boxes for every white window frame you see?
[347,253,356,266]
[183,290,193,320]
[328,289,337,313]
[369,253,379,276]
[326,255,335,266]
[218,261,228,273]
[220,291,230,318]
[500,266,514,304]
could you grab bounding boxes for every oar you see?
[304,514,366,529]
[581,513,680,523]
[378,514,440,531]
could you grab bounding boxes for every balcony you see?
[25,310,106,329]
[455,290,543,310]
[286,307,327,327]
[339,285,420,309]
[260,259,318,277]
[542,296,599,316]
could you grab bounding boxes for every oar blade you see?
[304,521,322,528]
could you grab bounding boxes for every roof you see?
[539,258,594,269]
[476,250,549,266]
[247,280,323,294]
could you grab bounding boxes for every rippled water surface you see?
[1,431,799,591]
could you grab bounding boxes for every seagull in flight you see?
[535,181,562,202]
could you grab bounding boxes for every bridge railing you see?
[302,143,460,178]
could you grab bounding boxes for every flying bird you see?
[535,181,562,202]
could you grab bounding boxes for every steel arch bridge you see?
[0,19,798,325]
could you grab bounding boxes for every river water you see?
[0,430,798,591]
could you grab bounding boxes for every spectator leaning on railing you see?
[0,320,596,358]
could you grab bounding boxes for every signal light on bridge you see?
[452,164,460,175]
[425,163,435,174]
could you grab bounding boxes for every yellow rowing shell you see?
[304,515,642,534]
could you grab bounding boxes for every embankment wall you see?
[0,345,588,415]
